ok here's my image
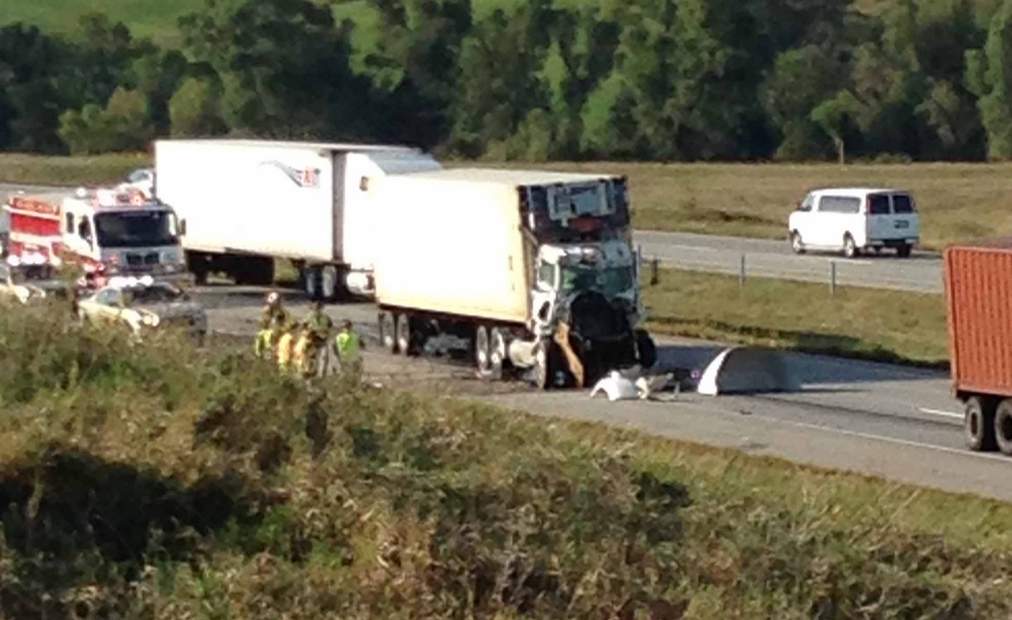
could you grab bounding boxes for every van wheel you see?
[897,244,912,258]
[790,231,805,255]
[994,400,1012,456]
[843,234,858,258]
[965,397,997,452]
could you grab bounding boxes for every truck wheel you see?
[321,265,338,302]
[396,313,413,356]
[994,400,1012,456]
[897,244,912,258]
[303,266,320,300]
[475,325,492,377]
[186,251,209,285]
[533,339,551,390]
[489,327,507,380]
[379,312,397,353]
[635,329,657,369]
[965,397,997,452]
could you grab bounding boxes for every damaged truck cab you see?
[372,169,655,389]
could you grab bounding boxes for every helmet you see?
[266,291,280,305]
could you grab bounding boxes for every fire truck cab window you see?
[78,218,92,242]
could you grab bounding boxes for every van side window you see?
[868,195,890,215]
[893,194,914,213]
[819,196,860,214]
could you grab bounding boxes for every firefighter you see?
[335,319,363,373]
[296,301,334,377]
[275,317,299,373]
[255,291,288,358]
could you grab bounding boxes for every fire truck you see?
[3,186,192,288]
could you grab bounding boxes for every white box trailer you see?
[153,139,441,298]
[372,168,656,389]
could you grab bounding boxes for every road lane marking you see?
[755,415,1012,463]
[919,407,964,420]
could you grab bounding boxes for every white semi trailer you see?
[371,168,656,388]
[153,139,441,299]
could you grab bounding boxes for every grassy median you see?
[643,268,948,366]
[5,153,1012,249]
[2,299,1010,618]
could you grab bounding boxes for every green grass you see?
[1,0,205,46]
[5,153,1012,250]
[3,293,1012,617]
[0,152,149,186]
[643,268,949,366]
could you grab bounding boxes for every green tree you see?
[763,45,841,160]
[169,78,227,137]
[58,88,153,155]
[180,0,373,139]
[0,23,69,152]
[966,0,1012,159]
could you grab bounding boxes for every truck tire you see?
[489,327,507,380]
[396,313,413,356]
[379,311,396,353]
[251,257,275,286]
[303,266,320,300]
[533,339,551,390]
[994,400,1012,456]
[897,244,912,258]
[635,329,657,369]
[321,265,338,302]
[475,325,492,377]
[186,251,209,285]
[965,397,997,452]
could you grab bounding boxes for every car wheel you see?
[790,231,805,255]
[843,234,858,258]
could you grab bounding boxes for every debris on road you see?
[697,346,797,396]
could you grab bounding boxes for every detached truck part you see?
[945,242,1012,456]
[371,168,656,389]
[153,139,441,299]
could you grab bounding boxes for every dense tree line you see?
[4,0,1012,161]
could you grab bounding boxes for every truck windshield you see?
[95,211,177,248]
[561,265,635,297]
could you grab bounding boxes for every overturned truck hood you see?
[697,347,799,396]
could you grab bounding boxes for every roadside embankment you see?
[1,301,1009,617]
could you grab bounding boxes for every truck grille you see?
[125,252,160,267]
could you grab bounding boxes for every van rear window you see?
[868,195,890,215]
[893,194,914,213]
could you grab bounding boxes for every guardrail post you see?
[739,254,746,288]
[829,261,837,296]
[650,257,659,286]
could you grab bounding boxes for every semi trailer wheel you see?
[489,327,507,380]
[964,397,997,452]
[303,266,320,300]
[379,311,397,353]
[475,325,492,377]
[321,265,338,301]
[994,400,1012,456]
[396,313,413,355]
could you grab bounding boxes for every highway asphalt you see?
[3,183,944,293]
[193,286,1011,503]
[633,230,944,293]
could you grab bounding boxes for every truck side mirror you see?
[179,218,187,236]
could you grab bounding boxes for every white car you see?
[788,188,920,258]
[124,168,156,199]
[77,277,207,338]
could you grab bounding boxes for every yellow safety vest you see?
[335,330,360,361]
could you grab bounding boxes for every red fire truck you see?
[3,186,191,288]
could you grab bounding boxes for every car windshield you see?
[123,285,184,305]
[561,265,635,296]
[95,211,177,248]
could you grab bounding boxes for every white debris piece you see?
[590,370,675,401]
[697,346,797,396]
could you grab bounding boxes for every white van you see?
[788,188,919,258]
